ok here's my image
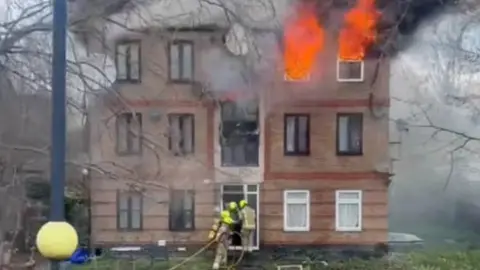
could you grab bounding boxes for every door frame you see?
[220,184,260,251]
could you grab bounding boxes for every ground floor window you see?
[283,190,310,231]
[335,190,362,231]
[221,184,259,249]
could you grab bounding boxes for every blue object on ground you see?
[69,248,90,265]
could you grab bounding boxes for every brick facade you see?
[88,28,390,249]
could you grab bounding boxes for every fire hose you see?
[167,231,246,270]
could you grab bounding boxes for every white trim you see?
[220,184,260,251]
[335,190,363,232]
[283,190,310,232]
[336,58,364,82]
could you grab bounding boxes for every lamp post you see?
[35,0,78,268]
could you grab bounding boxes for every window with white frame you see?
[336,58,364,82]
[284,190,310,231]
[335,190,362,231]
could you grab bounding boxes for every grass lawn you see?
[70,250,480,270]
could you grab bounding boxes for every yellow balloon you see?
[36,221,79,260]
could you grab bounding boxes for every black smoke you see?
[371,0,459,55]
[390,0,458,35]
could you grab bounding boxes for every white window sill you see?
[284,227,310,232]
[336,227,362,232]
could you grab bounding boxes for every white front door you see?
[220,184,260,250]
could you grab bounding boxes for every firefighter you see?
[238,199,256,252]
[227,201,240,224]
[212,210,233,270]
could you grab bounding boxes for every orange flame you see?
[283,3,324,80]
[338,0,380,61]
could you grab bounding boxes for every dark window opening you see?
[220,101,259,167]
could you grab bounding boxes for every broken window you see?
[169,41,194,82]
[116,112,142,155]
[284,114,310,155]
[220,101,259,166]
[336,59,364,82]
[168,114,194,155]
[115,41,141,82]
[337,113,363,155]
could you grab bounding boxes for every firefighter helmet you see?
[228,201,238,211]
[239,199,248,209]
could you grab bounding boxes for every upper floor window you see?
[115,41,141,82]
[220,101,259,167]
[117,191,143,230]
[116,112,142,155]
[284,114,310,156]
[168,114,194,155]
[169,41,193,82]
[169,190,195,231]
[337,113,363,155]
[336,59,364,82]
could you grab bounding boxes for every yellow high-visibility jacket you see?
[240,206,256,230]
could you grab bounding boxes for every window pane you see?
[170,44,180,79]
[222,185,244,193]
[129,43,140,80]
[131,195,142,210]
[181,44,193,79]
[129,114,142,152]
[286,203,307,228]
[181,116,193,153]
[285,117,296,152]
[245,141,258,165]
[338,116,349,152]
[131,210,142,229]
[169,115,181,153]
[117,115,128,152]
[183,191,193,210]
[298,116,308,152]
[349,116,362,152]
[233,144,246,165]
[183,210,193,229]
[339,192,360,200]
[286,191,307,201]
[338,203,359,228]
[118,210,128,229]
[116,44,127,79]
[222,146,233,165]
[118,194,129,210]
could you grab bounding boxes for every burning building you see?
[73,0,391,257]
